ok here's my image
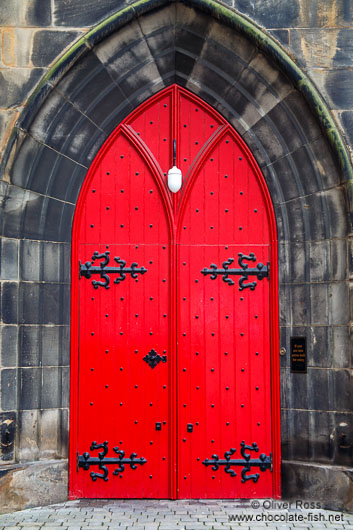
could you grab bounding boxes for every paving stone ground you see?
[0,500,352,529]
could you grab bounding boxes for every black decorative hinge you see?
[202,441,272,483]
[78,441,147,481]
[201,253,269,290]
[79,251,147,289]
[143,349,167,369]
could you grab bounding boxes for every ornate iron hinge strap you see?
[78,441,147,481]
[202,441,272,483]
[143,349,167,369]
[201,253,269,290]
[79,251,147,289]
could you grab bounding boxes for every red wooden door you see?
[69,85,280,499]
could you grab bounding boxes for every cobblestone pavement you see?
[0,499,352,529]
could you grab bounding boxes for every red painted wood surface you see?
[69,85,280,499]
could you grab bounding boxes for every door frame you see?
[68,85,280,499]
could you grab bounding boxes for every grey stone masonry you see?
[0,499,352,529]
[0,0,352,160]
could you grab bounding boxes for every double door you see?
[70,85,278,499]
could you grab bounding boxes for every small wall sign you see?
[290,337,307,373]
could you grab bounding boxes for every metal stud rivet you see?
[196,209,199,212]
[211,333,215,336]
[90,402,93,406]
[239,226,242,230]
[135,349,138,353]
[257,422,260,426]
[210,191,214,195]
[163,314,167,317]
[195,141,199,144]
[239,157,242,160]
[105,350,109,353]
[135,314,138,317]
[211,297,214,301]
[150,190,153,193]
[92,189,96,192]
[225,209,228,213]
[226,386,229,390]
[183,368,186,372]
[226,422,230,425]
[136,172,139,176]
[150,332,153,335]
[150,442,153,445]
[196,422,199,425]
[241,368,244,372]
[135,385,138,388]
[212,476,215,479]
[196,352,199,356]
[183,439,186,442]
[183,404,187,407]
[91,332,94,336]
[195,315,199,319]
[121,297,124,301]
[183,297,186,300]
[150,403,153,406]
[210,226,214,229]
[196,386,199,390]
[120,367,123,371]
[240,191,243,195]
[90,224,94,228]
[256,352,259,356]
[106,207,110,210]
[150,224,153,228]
[91,297,94,300]
[211,404,215,408]
[211,439,214,443]
[120,332,123,335]
[91,368,94,371]
[184,158,187,161]
[211,368,214,372]
[120,224,124,228]
[225,352,228,356]
[183,332,186,336]
[163,279,166,282]
[163,385,166,389]
[183,226,186,230]
[241,404,244,408]
[135,421,138,424]
[225,315,229,319]
[121,189,124,193]
[225,174,228,178]
[105,385,108,388]
[240,297,244,301]
[135,207,138,210]
[241,333,244,336]
[120,402,123,406]
[255,315,258,318]
[254,209,258,213]
[184,124,187,127]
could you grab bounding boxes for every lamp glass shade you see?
[167,166,182,193]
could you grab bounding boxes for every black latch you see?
[187,423,193,433]
[155,422,162,431]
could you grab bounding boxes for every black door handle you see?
[187,423,193,433]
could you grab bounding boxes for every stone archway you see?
[0,0,351,511]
